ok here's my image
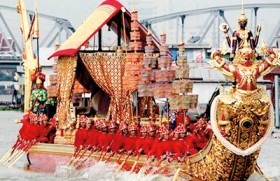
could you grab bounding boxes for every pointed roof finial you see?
[132,4,137,12]
[238,0,247,21]
[241,0,245,15]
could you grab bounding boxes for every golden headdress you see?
[238,0,247,22]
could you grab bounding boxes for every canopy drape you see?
[57,55,77,129]
[80,52,132,123]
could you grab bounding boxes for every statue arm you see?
[220,24,231,47]
[259,49,280,76]
[225,35,231,48]
[231,31,237,60]
[249,31,256,50]
[210,50,231,73]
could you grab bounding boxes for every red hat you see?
[159,126,169,135]
[39,114,48,121]
[147,125,156,132]
[140,125,147,133]
[119,121,128,131]
[108,122,117,129]
[30,113,38,121]
[94,120,101,128]
[174,124,186,134]
[99,120,108,128]
[128,123,138,131]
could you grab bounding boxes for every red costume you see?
[74,128,88,149]
[84,128,99,148]
[110,122,128,153]
[37,124,56,143]
[149,126,170,160]
[18,114,31,141]
[135,126,147,154]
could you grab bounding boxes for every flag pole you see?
[36,37,39,69]
[34,0,39,69]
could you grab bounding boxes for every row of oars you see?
[66,146,189,181]
[0,140,36,168]
[67,146,110,169]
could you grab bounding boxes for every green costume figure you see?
[29,76,48,114]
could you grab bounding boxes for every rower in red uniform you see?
[135,125,147,155]
[82,118,95,151]
[17,113,31,141]
[110,121,128,154]
[37,114,56,143]
[124,123,138,154]
[192,117,211,151]
[176,110,191,127]
[13,113,32,150]
[172,124,187,161]
[150,126,171,160]
[89,118,101,149]
[74,115,89,152]
[105,121,117,152]
[26,113,41,142]
[143,125,156,156]
[97,120,109,150]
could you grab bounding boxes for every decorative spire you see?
[238,0,247,21]
[241,0,245,15]
[132,4,137,12]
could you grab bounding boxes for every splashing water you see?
[53,160,181,181]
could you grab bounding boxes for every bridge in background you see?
[0,4,75,87]
[0,4,75,58]
[141,3,280,48]
[1,3,280,60]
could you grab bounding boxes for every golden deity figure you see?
[210,43,279,92]
[220,0,261,62]
[202,40,280,180]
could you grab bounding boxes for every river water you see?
[0,111,280,181]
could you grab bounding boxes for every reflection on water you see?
[0,111,280,181]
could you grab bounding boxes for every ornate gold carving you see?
[56,56,77,131]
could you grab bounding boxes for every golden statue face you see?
[238,14,248,28]
[240,47,254,65]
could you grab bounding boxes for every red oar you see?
[130,153,141,172]
[75,147,96,169]
[68,147,83,166]
[6,141,36,168]
[104,152,114,163]
[115,152,132,172]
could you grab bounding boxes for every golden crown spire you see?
[238,0,247,21]
[241,0,245,15]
